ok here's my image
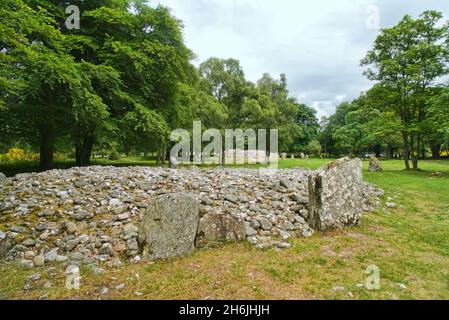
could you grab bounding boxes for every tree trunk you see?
[402,131,410,170]
[75,135,94,167]
[387,145,394,159]
[156,149,163,165]
[373,144,382,158]
[412,156,419,170]
[431,144,441,159]
[410,134,419,171]
[39,131,55,171]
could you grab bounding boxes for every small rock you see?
[118,212,130,221]
[99,243,113,255]
[34,255,45,267]
[100,287,109,295]
[126,239,139,251]
[245,225,257,237]
[115,283,125,290]
[21,259,34,269]
[44,248,59,262]
[24,251,35,259]
[39,232,50,241]
[255,242,273,250]
[257,217,272,231]
[66,222,78,235]
[397,283,407,290]
[109,198,123,207]
[22,239,36,247]
[280,178,291,189]
[123,223,138,236]
[55,255,69,262]
[131,255,141,264]
[276,242,291,249]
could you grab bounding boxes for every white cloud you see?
[152,0,449,118]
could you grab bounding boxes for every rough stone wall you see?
[308,157,363,231]
[0,167,313,265]
[0,158,379,265]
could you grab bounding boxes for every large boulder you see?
[195,211,246,248]
[369,157,383,172]
[308,157,363,231]
[138,193,199,261]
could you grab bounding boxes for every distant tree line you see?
[319,10,449,170]
[0,0,319,169]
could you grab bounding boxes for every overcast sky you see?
[152,0,449,118]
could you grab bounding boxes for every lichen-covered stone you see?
[369,157,383,172]
[138,193,199,260]
[0,231,16,259]
[196,211,246,247]
[308,157,363,231]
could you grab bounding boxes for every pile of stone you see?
[0,158,383,270]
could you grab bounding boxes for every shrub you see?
[109,150,121,161]
[5,148,26,161]
[306,140,322,157]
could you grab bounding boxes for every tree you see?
[429,85,449,156]
[1,0,110,169]
[1,0,196,168]
[293,104,319,152]
[362,11,449,170]
[306,140,322,157]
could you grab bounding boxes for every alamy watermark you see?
[170,121,279,171]
[65,5,80,30]
[65,265,81,290]
[365,4,380,31]
[365,265,381,290]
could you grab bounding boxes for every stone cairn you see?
[0,158,382,269]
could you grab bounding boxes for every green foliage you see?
[0,1,319,165]
[361,10,449,169]
[306,140,322,157]
[108,150,121,161]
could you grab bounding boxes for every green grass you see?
[1,158,449,300]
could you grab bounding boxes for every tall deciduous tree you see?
[362,11,449,170]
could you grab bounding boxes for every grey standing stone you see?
[308,157,363,231]
[138,193,199,260]
[369,157,383,172]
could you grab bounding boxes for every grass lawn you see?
[1,158,449,300]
